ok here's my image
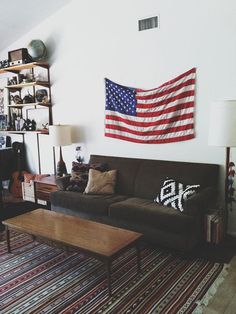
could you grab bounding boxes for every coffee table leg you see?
[6,227,11,253]
[136,241,141,273]
[105,260,112,297]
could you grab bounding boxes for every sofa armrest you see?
[183,187,217,216]
[55,175,71,191]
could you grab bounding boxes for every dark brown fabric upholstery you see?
[51,154,220,251]
[50,190,127,216]
[109,197,198,234]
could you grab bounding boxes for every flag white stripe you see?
[137,96,194,113]
[105,128,194,141]
[106,118,194,132]
[136,72,195,97]
[136,85,194,105]
[106,107,194,123]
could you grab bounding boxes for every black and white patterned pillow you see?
[154,178,200,212]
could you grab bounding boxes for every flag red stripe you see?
[106,112,194,127]
[136,79,195,101]
[137,91,195,109]
[105,132,195,144]
[136,68,196,92]
[106,123,194,136]
[137,102,194,118]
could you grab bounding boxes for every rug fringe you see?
[193,264,229,314]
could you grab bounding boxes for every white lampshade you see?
[49,125,72,147]
[208,100,236,147]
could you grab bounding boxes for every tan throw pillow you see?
[84,169,117,194]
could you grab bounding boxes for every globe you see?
[27,40,47,61]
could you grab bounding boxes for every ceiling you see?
[0,0,71,52]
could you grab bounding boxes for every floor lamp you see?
[208,100,236,233]
[49,125,72,177]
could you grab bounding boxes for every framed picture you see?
[0,114,7,130]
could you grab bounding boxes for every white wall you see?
[1,0,236,233]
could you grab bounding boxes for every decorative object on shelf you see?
[228,161,235,211]
[208,100,236,232]
[42,122,49,130]
[8,76,18,85]
[8,48,32,66]
[10,94,23,105]
[0,88,4,114]
[49,125,72,177]
[0,114,7,130]
[21,118,36,131]
[75,146,84,163]
[18,74,25,84]
[23,91,34,104]
[0,59,9,68]
[35,89,48,103]
[27,40,47,61]
[25,72,35,83]
[0,135,6,149]
[15,117,24,131]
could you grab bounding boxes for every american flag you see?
[105,68,196,144]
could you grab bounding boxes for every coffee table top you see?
[3,209,142,258]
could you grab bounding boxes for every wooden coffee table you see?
[3,209,142,296]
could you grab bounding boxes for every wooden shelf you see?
[6,81,50,89]
[7,102,51,108]
[0,61,49,74]
[0,130,49,135]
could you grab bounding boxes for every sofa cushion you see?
[67,162,108,192]
[84,169,117,194]
[50,191,127,216]
[89,155,142,196]
[155,178,200,212]
[109,197,198,234]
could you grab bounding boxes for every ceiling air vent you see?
[138,16,158,31]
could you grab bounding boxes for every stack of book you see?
[204,213,223,244]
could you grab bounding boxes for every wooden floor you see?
[203,255,236,314]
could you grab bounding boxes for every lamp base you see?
[56,146,67,177]
[56,160,67,177]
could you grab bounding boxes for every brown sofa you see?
[50,155,219,251]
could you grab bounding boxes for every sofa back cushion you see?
[134,160,219,199]
[89,155,219,199]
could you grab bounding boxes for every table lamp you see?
[49,125,72,177]
[208,100,236,231]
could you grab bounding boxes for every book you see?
[204,213,223,244]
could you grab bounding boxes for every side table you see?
[33,175,57,207]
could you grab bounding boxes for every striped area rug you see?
[0,231,225,314]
